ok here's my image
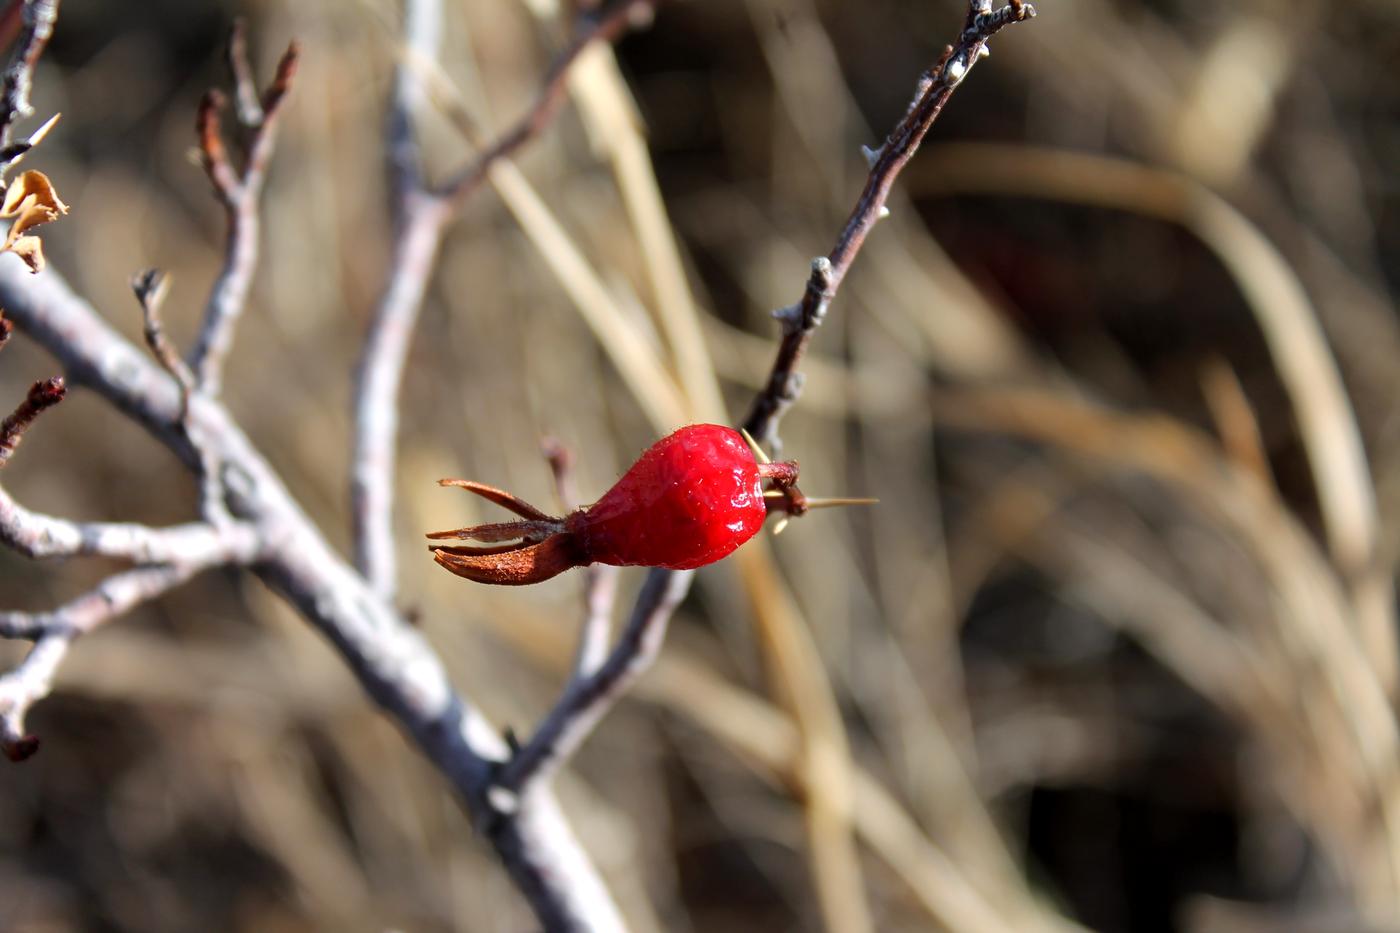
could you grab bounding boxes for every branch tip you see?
[226,18,264,127]
[744,0,1036,449]
[2,733,38,762]
[261,41,301,118]
[131,267,171,314]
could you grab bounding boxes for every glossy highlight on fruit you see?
[570,424,766,569]
[427,424,801,585]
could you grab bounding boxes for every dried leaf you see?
[0,171,68,274]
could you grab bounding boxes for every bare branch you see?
[351,0,659,600]
[0,375,63,466]
[133,268,235,528]
[0,0,57,155]
[742,0,1036,453]
[0,248,626,932]
[133,267,193,393]
[225,19,265,128]
[501,567,691,791]
[0,481,256,563]
[0,562,211,760]
[437,0,661,207]
[544,438,619,679]
[187,40,301,397]
[350,192,448,598]
[194,90,240,204]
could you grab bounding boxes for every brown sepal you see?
[432,533,587,586]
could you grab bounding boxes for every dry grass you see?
[2,0,1398,930]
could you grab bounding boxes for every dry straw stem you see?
[946,463,1381,896]
[547,9,728,424]
[931,385,1400,909]
[475,598,1080,933]
[910,142,1397,697]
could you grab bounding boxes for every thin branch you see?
[133,267,234,528]
[0,481,257,563]
[133,267,192,392]
[388,0,440,193]
[0,562,210,760]
[0,0,57,154]
[743,0,1036,453]
[226,19,265,128]
[544,438,619,679]
[349,0,448,599]
[0,321,256,759]
[351,0,660,600]
[0,374,62,466]
[350,191,448,598]
[0,250,625,932]
[466,15,1042,922]
[436,0,661,207]
[187,39,300,397]
[500,567,691,791]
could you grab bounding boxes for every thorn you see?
[861,143,882,168]
[877,205,891,220]
[802,496,879,509]
[771,515,790,536]
[26,112,60,147]
[978,44,991,60]
[739,428,771,464]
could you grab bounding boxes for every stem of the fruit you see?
[757,459,800,488]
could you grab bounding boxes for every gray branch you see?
[0,482,257,563]
[0,252,624,931]
[0,562,222,759]
[0,0,58,156]
[187,42,300,396]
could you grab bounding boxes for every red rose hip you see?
[427,424,800,585]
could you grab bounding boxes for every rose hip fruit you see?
[427,424,801,586]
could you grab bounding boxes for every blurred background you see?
[2,0,1399,930]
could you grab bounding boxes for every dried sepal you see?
[0,170,68,273]
[433,536,587,586]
